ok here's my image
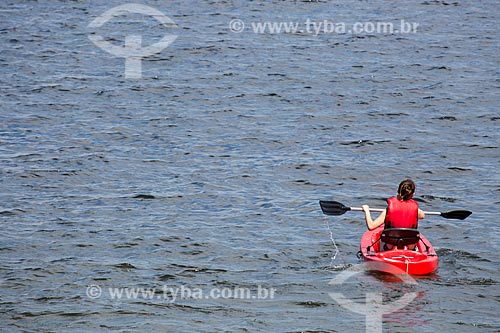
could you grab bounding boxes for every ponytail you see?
[397,179,416,201]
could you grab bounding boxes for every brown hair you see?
[397,179,416,201]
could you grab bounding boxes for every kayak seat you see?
[381,228,420,250]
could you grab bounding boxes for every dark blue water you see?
[1,0,498,332]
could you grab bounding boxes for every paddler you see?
[361,179,425,250]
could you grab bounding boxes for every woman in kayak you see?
[361,179,425,231]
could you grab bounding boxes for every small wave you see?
[437,248,489,261]
[434,115,457,121]
[339,139,391,147]
[435,277,497,287]
[292,301,329,308]
[324,263,354,271]
[447,167,472,172]
[0,209,25,216]
[133,194,157,199]
[157,274,176,281]
[420,195,456,203]
[113,263,137,269]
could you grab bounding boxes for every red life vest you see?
[385,196,418,229]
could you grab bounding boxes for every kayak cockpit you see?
[364,228,433,254]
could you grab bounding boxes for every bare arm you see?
[362,205,386,230]
[418,208,425,220]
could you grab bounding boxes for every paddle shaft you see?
[351,206,442,216]
[320,200,471,219]
[350,207,384,213]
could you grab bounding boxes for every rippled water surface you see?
[1,0,499,332]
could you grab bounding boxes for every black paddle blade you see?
[319,200,351,216]
[440,210,472,220]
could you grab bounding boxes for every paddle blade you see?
[319,200,351,216]
[440,210,472,220]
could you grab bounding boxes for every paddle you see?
[319,200,472,220]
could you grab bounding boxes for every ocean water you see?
[0,0,498,332]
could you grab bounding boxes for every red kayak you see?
[359,226,438,275]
